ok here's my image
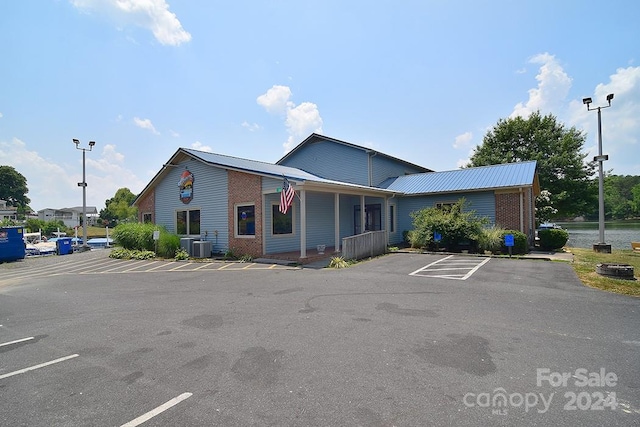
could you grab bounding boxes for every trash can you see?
[56,237,73,255]
[0,226,26,262]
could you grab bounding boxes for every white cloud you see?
[70,0,191,46]
[568,66,640,175]
[256,85,294,114]
[191,141,212,152]
[257,85,323,153]
[241,121,261,132]
[133,117,159,134]
[0,137,145,211]
[453,131,473,149]
[511,53,572,118]
[0,112,3,118]
[169,129,180,137]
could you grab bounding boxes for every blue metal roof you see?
[181,148,325,181]
[380,161,537,194]
[180,148,391,191]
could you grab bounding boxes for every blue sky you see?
[1,0,639,211]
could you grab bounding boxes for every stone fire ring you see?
[595,263,636,280]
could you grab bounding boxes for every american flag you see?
[279,177,295,214]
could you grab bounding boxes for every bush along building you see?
[134,133,539,260]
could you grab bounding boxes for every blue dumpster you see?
[0,226,26,262]
[56,237,74,255]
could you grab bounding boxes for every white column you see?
[385,197,389,246]
[334,193,340,252]
[262,193,267,255]
[519,188,524,233]
[360,195,366,234]
[300,189,307,258]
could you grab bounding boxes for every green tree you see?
[100,188,138,225]
[631,183,640,217]
[467,112,596,218]
[0,165,31,208]
[602,175,640,219]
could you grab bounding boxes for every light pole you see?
[582,93,613,253]
[73,138,96,251]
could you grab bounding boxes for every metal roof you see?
[379,161,538,194]
[180,148,395,193]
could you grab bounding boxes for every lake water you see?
[556,220,640,250]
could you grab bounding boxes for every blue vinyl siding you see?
[278,140,370,186]
[394,192,496,245]
[371,155,425,187]
[264,191,336,253]
[155,161,229,253]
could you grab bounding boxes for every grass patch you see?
[569,248,640,296]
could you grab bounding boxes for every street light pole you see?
[73,139,96,251]
[582,94,613,253]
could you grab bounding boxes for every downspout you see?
[367,151,378,187]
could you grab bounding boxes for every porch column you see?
[334,193,340,252]
[300,189,307,258]
[385,196,389,247]
[360,195,366,234]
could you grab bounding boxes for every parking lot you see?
[1,251,639,426]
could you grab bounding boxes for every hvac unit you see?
[192,240,212,258]
[180,237,195,256]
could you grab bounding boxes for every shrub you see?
[477,226,506,254]
[538,228,569,250]
[112,222,156,250]
[328,256,349,268]
[499,230,528,255]
[157,232,180,258]
[408,199,488,252]
[174,248,189,260]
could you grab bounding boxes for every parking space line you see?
[409,255,454,275]
[120,392,192,427]
[168,263,191,271]
[217,263,234,270]
[0,354,79,380]
[145,262,171,272]
[0,337,34,348]
[460,257,490,280]
[409,255,489,280]
[242,263,256,269]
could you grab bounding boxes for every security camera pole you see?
[73,138,96,251]
[582,94,613,253]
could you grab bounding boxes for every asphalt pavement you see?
[0,250,638,426]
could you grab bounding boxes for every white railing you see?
[341,231,387,260]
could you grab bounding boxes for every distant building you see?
[0,199,18,221]
[37,206,98,228]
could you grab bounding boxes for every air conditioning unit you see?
[192,240,212,258]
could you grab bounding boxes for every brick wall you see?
[495,192,521,231]
[136,189,155,223]
[227,170,263,257]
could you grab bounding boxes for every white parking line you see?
[120,392,193,427]
[409,255,490,280]
[0,337,34,347]
[0,354,79,380]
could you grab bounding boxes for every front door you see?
[354,204,381,233]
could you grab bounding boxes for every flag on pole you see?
[279,177,295,214]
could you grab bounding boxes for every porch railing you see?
[341,230,387,260]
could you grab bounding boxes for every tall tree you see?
[467,111,596,218]
[0,165,31,208]
[99,187,138,225]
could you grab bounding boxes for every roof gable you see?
[380,161,538,195]
[276,133,432,173]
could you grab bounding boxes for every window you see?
[176,209,200,235]
[436,202,455,211]
[272,205,293,235]
[236,204,255,237]
[142,213,152,223]
[389,204,395,233]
